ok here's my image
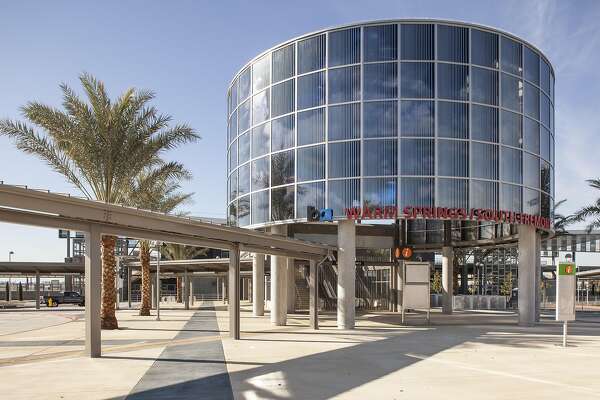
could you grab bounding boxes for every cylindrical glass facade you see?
[227,20,555,228]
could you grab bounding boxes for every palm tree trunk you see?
[101,235,119,329]
[176,276,182,303]
[139,241,151,316]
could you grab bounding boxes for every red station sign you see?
[344,205,551,230]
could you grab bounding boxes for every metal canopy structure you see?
[0,183,334,357]
[0,261,84,274]
[125,258,254,273]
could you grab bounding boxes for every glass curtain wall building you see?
[227,20,555,229]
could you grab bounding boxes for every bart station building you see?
[226,19,558,327]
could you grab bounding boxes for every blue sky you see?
[0,0,599,261]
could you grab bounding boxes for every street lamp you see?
[9,251,14,262]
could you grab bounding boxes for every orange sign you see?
[401,247,413,259]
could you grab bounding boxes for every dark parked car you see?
[44,291,85,307]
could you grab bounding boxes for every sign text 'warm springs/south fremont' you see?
[344,205,551,230]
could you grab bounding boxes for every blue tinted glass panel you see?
[523,82,539,120]
[364,62,397,100]
[401,24,434,60]
[401,101,434,137]
[252,89,270,125]
[523,152,540,189]
[471,142,498,180]
[238,100,251,133]
[438,101,469,139]
[500,146,522,184]
[401,62,434,98]
[328,103,360,140]
[501,183,521,212]
[272,80,295,118]
[229,170,238,201]
[523,46,540,86]
[271,185,294,221]
[297,145,325,182]
[272,44,295,83]
[471,29,498,68]
[238,164,250,196]
[472,67,498,105]
[437,63,468,101]
[228,201,237,226]
[523,187,540,215]
[541,160,551,194]
[501,73,522,112]
[328,66,360,103]
[298,35,326,74]
[271,115,295,152]
[364,24,397,62]
[251,156,269,191]
[238,195,250,226]
[500,37,522,76]
[252,55,270,93]
[500,110,522,148]
[438,139,468,177]
[523,117,540,155]
[364,101,397,138]
[364,178,397,209]
[251,190,269,225]
[471,104,498,142]
[228,110,237,145]
[400,177,434,208]
[328,141,360,178]
[437,178,468,208]
[298,108,325,145]
[251,122,269,158]
[364,139,397,176]
[297,182,325,218]
[401,139,434,175]
[540,93,550,128]
[238,67,251,102]
[540,59,550,95]
[229,139,238,172]
[328,179,360,217]
[471,180,498,209]
[540,126,550,161]
[271,150,295,186]
[238,132,250,165]
[437,25,469,63]
[298,71,325,110]
[329,28,360,67]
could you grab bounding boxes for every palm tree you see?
[553,199,576,234]
[574,179,600,232]
[0,73,198,329]
[161,243,208,303]
[129,164,194,316]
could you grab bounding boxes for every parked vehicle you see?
[44,291,85,307]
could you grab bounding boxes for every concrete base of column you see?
[270,225,288,326]
[337,220,356,329]
[287,258,295,313]
[518,225,538,327]
[253,254,265,316]
[442,246,454,315]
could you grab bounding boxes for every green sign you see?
[558,262,576,276]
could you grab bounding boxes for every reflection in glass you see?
[401,101,434,137]
[438,101,468,139]
[328,141,360,178]
[501,183,521,212]
[251,122,269,158]
[500,36,522,76]
[364,101,397,138]
[523,152,540,189]
[500,110,522,148]
[364,24,397,62]
[251,190,269,225]
[297,182,325,218]
[472,67,498,105]
[501,73,522,112]
[229,82,238,114]
[523,117,540,154]
[271,150,295,186]
[298,34,326,74]
[298,71,325,110]
[272,80,295,118]
[523,82,539,120]
[401,24,434,60]
[238,67,251,102]
[364,63,397,100]
[328,178,360,217]
[272,44,295,83]
[401,62,434,98]
[328,103,360,140]
[437,25,469,63]
[364,178,397,209]
[501,146,522,184]
[228,200,237,226]
[523,46,540,85]
[238,196,250,226]
[471,142,498,180]
[437,178,468,208]
[437,63,469,101]
[523,187,540,215]
[471,29,498,68]
[329,28,360,67]
[471,180,498,209]
[541,160,551,194]
[401,139,434,175]
[364,139,397,176]
[540,126,550,161]
[229,170,238,201]
[251,156,269,191]
[328,66,360,104]
[540,59,551,95]
[471,105,498,142]
[540,93,550,128]
[271,185,295,221]
[252,55,270,93]
[297,145,325,181]
[238,100,250,133]
[271,115,295,151]
[400,178,434,208]
[238,164,250,196]
[437,139,468,177]
[238,132,250,164]
[228,110,237,145]
[298,108,325,145]
[541,193,550,219]
[252,90,270,125]
[229,139,238,172]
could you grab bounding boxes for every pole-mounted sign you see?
[556,261,576,347]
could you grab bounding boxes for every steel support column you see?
[84,225,102,358]
[518,225,537,326]
[287,258,295,313]
[253,253,265,316]
[35,271,40,310]
[229,244,241,339]
[309,259,319,330]
[337,219,356,329]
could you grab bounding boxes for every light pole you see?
[8,251,14,301]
